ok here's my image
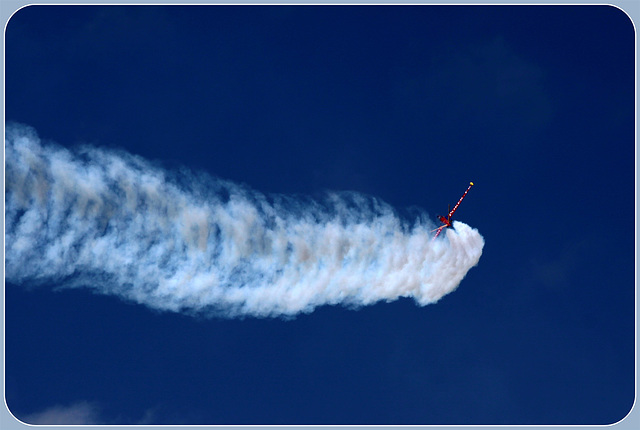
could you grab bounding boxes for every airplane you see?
[432,182,474,239]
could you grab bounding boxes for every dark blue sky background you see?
[4,4,635,426]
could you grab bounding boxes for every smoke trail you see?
[5,124,484,318]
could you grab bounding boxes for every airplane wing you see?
[448,182,474,218]
[432,225,446,240]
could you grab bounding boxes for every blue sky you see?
[4,4,636,426]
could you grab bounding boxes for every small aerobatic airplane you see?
[432,182,474,239]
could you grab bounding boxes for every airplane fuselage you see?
[437,215,452,227]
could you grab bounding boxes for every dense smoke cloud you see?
[5,124,484,317]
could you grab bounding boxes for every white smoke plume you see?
[5,124,484,318]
